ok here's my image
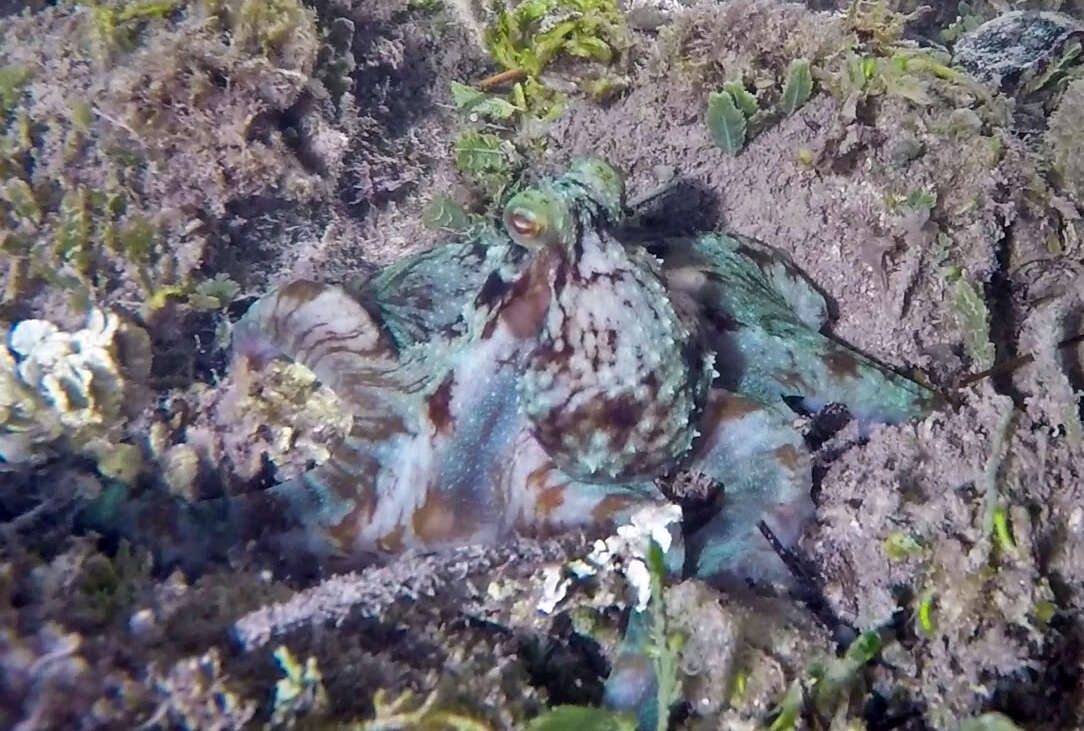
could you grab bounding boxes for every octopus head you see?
[502,158,627,253]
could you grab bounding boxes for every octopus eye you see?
[507,210,541,238]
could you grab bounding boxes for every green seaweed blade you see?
[707,90,747,153]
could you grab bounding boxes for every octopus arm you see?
[683,390,815,588]
[661,233,940,424]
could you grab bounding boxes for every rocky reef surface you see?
[1,1,1083,729]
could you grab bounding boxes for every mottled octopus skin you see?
[95,159,938,588]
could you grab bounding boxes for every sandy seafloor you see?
[1,0,1084,728]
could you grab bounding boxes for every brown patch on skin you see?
[773,444,805,473]
[279,279,329,303]
[824,349,860,380]
[525,465,553,492]
[412,487,459,544]
[427,375,455,434]
[325,495,377,552]
[377,525,406,553]
[591,493,638,522]
[775,369,808,393]
[500,254,554,338]
[531,374,684,481]
[308,452,380,554]
[535,485,567,519]
[603,393,641,432]
[707,393,760,425]
[406,291,435,313]
[320,442,384,498]
[346,393,410,441]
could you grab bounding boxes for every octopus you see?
[101,159,938,590]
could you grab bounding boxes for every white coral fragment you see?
[535,504,681,614]
[579,503,683,611]
[536,564,571,615]
[1,309,149,472]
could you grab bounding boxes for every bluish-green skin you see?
[90,159,937,721]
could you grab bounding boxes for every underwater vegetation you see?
[483,0,631,112]
[0,0,322,316]
[441,0,635,207]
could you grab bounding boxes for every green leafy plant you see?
[706,90,747,153]
[449,81,520,120]
[722,81,759,116]
[453,130,519,201]
[882,530,922,560]
[356,687,490,730]
[421,193,473,233]
[844,0,925,53]
[75,0,178,58]
[820,40,988,124]
[939,1,991,44]
[991,504,1016,553]
[769,630,882,729]
[271,645,329,727]
[485,0,626,76]
[204,0,316,62]
[53,188,94,276]
[917,591,937,636]
[1024,38,1082,97]
[780,58,813,115]
[482,0,629,118]
[528,540,681,731]
[707,59,814,153]
[1,178,40,226]
[644,540,683,731]
[949,274,995,370]
[886,187,937,212]
[188,273,241,310]
[0,65,30,120]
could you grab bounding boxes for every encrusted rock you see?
[953,11,1084,91]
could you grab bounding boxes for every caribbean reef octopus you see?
[100,158,938,594]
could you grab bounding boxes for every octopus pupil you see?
[510,214,536,236]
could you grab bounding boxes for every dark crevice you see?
[979,212,1084,725]
[986,611,1084,727]
[243,94,328,176]
[1061,307,1084,423]
[519,611,608,707]
[985,219,1025,404]
[863,691,928,731]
